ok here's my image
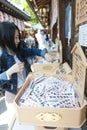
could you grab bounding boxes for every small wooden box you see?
[31,60,72,74]
[31,63,60,73]
[14,43,87,128]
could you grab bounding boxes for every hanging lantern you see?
[42,17,46,22]
[39,8,42,15]
[35,8,38,12]
[39,7,47,16]
[45,22,48,26]
[42,7,47,15]
[45,18,48,22]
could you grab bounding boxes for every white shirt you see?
[14,55,26,88]
[35,32,46,49]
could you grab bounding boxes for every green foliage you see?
[12,0,39,24]
[24,0,39,24]
[12,0,21,4]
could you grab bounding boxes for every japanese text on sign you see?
[75,0,87,26]
[79,24,87,47]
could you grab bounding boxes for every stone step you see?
[0,97,15,130]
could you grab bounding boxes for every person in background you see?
[24,30,39,64]
[24,31,38,49]
[0,21,53,103]
[43,31,51,51]
[35,30,47,49]
[27,31,36,48]
[24,32,29,43]
[20,39,28,48]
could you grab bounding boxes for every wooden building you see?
[26,0,87,66]
[0,0,31,38]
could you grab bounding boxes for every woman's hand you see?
[6,62,24,78]
[44,53,53,62]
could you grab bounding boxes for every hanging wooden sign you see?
[71,43,87,105]
[75,0,87,26]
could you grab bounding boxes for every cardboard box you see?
[31,63,60,73]
[14,43,87,128]
[31,62,72,75]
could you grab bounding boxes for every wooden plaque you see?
[71,43,87,105]
[75,0,87,26]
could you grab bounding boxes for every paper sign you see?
[79,24,87,47]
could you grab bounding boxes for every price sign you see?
[79,24,87,47]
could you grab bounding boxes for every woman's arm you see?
[21,48,53,62]
[0,62,24,87]
[6,62,24,78]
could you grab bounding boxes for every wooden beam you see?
[36,0,50,8]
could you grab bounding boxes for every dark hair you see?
[0,21,21,53]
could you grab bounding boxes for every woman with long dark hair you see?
[0,21,52,103]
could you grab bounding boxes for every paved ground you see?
[12,120,35,130]
[12,120,83,130]
[0,97,15,130]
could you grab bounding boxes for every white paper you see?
[79,24,87,47]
